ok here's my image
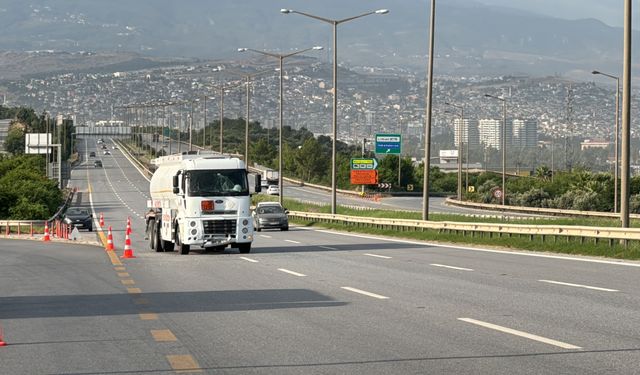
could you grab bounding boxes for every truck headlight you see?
[190,228,198,236]
[242,228,248,234]
[242,219,249,226]
[189,221,197,228]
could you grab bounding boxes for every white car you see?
[266,185,279,195]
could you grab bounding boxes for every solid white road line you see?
[260,235,272,239]
[278,268,307,277]
[341,287,389,300]
[539,279,619,292]
[240,257,259,263]
[458,318,581,350]
[319,246,338,250]
[364,253,392,259]
[285,240,301,244]
[301,228,640,268]
[430,263,473,271]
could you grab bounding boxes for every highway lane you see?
[1,135,638,374]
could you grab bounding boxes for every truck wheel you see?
[148,219,156,250]
[238,243,251,254]
[153,221,164,253]
[180,243,190,255]
[176,226,190,255]
[162,240,174,252]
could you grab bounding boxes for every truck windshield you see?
[187,169,249,196]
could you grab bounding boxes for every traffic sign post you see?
[350,158,378,170]
[350,170,378,185]
[375,134,402,154]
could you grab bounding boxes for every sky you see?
[476,0,624,27]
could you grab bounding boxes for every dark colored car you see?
[252,202,289,231]
[89,151,96,157]
[63,207,93,231]
[93,160,103,168]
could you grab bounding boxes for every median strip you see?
[539,279,619,292]
[458,318,581,350]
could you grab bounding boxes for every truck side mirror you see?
[173,174,180,194]
[255,174,262,193]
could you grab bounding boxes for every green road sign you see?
[350,158,378,170]
[375,133,402,154]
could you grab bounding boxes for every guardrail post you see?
[17,223,20,235]
[30,222,34,237]
[5,223,9,236]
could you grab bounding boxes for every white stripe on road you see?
[341,287,389,300]
[285,240,301,244]
[430,263,473,271]
[278,268,307,277]
[259,235,272,239]
[240,257,258,263]
[539,279,618,292]
[319,246,338,250]
[364,253,392,259]
[458,318,581,350]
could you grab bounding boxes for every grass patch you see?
[252,195,640,260]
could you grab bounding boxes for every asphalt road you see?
[1,135,639,374]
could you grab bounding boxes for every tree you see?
[4,125,24,155]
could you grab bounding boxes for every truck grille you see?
[202,219,237,235]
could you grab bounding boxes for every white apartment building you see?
[478,118,537,150]
[453,118,480,148]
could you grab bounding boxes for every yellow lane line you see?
[127,287,141,294]
[139,313,158,321]
[151,329,178,342]
[120,279,135,285]
[107,251,123,266]
[117,272,130,277]
[114,266,126,271]
[166,355,202,373]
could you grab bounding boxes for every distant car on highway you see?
[93,160,102,168]
[63,207,93,231]
[266,185,279,195]
[103,150,111,155]
[252,202,288,231]
[89,151,96,157]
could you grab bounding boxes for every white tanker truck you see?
[147,152,261,255]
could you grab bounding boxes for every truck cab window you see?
[188,170,249,196]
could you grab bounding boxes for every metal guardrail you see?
[289,211,640,245]
[445,197,640,219]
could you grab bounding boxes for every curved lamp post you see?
[281,8,389,214]
[238,46,323,205]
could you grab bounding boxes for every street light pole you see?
[423,0,436,220]
[238,46,323,206]
[445,102,464,201]
[592,70,620,213]
[281,7,389,215]
[485,94,507,205]
[219,85,224,154]
[620,0,631,228]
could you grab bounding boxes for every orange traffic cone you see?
[43,221,51,242]
[0,324,6,347]
[121,232,136,259]
[125,217,132,235]
[99,212,105,227]
[106,226,115,251]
